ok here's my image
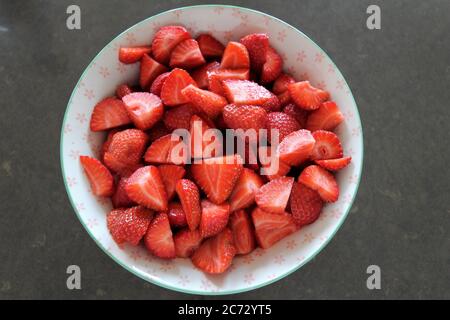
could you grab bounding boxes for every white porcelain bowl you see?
[60,5,363,295]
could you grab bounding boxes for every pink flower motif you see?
[129,248,143,261]
[277,29,287,42]
[178,274,190,287]
[76,113,87,124]
[253,248,265,257]
[125,32,136,45]
[347,147,355,156]
[262,16,271,26]
[172,9,182,19]
[344,110,354,119]
[200,279,217,291]
[231,8,241,17]
[286,65,296,76]
[84,88,95,100]
[267,273,277,280]
[151,22,162,33]
[343,193,353,204]
[160,260,174,272]
[116,61,127,74]
[286,239,297,250]
[87,218,99,229]
[77,81,85,88]
[296,50,307,62]
[336,79,345,90]
[274,254,285,265]
[351,126,361,137]
[303,233,315,244]
[314,52,324,63]
[214,7,224,15]
[244,273,255,284]
[330,208,342,219]
[243,254,255,265]
[69,149,80,160]
[319,235,329,244]
[240,14,249,24]
[328,63,335,74]
[316,80,327,90]
[296,255,306,263]
[64,124,72,134]
[76,202,85,211]
[67,177,77,187]
[348,174,358,185]
[98,66,110,78]
[299,72,309,80]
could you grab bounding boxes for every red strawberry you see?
[107,206,154,245]
[266,112,301,143]
[288,81,330,110]
[277,129,315,166]
[222,80,273,105]
[174,228,202,258]
[139,54,168,89]
[315,156,351,171]
[197,34,225,58]
[100,129,119,160]
[191,61,220,89]
[283,103,308,128]
[251,207,296,249]
[298,165,339,202]
[272,73,296,95]
[90,97,131,131]
[255,176,294,214]
[181,84,227,119]
[118,46,152,64]
[223,104,267,131]
[200,200,230,238]
[229,210,256,255]
[239,33,269,72]
[175,179,202,231]
[310,130,343,160]
[163,104,196,130]
[258,145,291,180]
[306,101,344,132]
[220,41,250,69]
[147,122,171,142]
[191,154,244,204]
[125,166,168,210]
[112,176,135,208]
[160,68,197,106]
[277,90,292,107]
[151,26,191,64]
[149,72,170,96]
[158,164,186,200]
[207,68,250,95]
[79,156,114,197]
[260,93,281,112]
[189,115,222,159]
[228,168,264,211]
[144,212,175,259]
[169,39,206,69]
[261,46,283,84]
[290,182,323,227]
[144,134,187,165]
[103,153,143,177]
[122,92,164,130]
[116,84,133,99]
[191,228,236,274]
[167,202,187,228]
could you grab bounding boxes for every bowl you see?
[60,5,363,295]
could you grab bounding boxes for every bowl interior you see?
[61,5,363,295]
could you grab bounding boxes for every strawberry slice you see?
[197,34,225,58]
[191,61,220,89]
[298,165,339,202]
[144,212,175,259]
[261,46,283,84]
[306,101,344,132]
[151,26,191,64]
[160,68,197,106]
[118,46,152,64]
[116,84,133,99]
[200,200,230,238]
[261,93,281,112]
[258,145,291,180]
[191,154,244,204]
[228,168,264,211]
[139,54,168,89]
[220,41,250,69]
[266,112,301,142]
[272,73,296,95]
[174,228,202,258]
[144,134,187,165]
[79,155,114,197]
[125,166,168,211]
[147,121,171,142]
[181,84,227,119]
[283,103,309,128]
[191,228,236,274]
[229,210,256,255]
[223,104,267,131]
[222,80,273,105]
[207,68,250,95]
[315,156,351,171]
[239,33,269,73]
[277,90,292,107]
[103,153,143,177]
[107,206,154,245]
[310,130,343,160]
[149,72,170,96]
[163,103,196,130]
[90,97,131,131]
[251,207,297,249]
[158,164,186,200]
[112,176,135,208]
[175,179,202,230]
[100,129,119,160]
[189,115,222,159]
[288,81,330,110]
[122,92,164,130]
[290,182,323,227]
[255,176,294,214]
[277,129,316,166]
[169,39,206,69]
[167,202,187,228]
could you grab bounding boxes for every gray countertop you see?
[0,0,449,299]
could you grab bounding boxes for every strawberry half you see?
[200,200,230,238]
[174,228,202,258]
[277,90,292,107]
[112,176,135,208]
[181,84,227,119]
[119,46,152,64]
[139,54,168,89]
[90,97,131,132]
[288,81,330,110]
[189,115,222,159]
[197,34,225,58]
[144,212,175,259]
[207,68,250,95]
[223,104,267,131]
[290,182,323,227]
[144,134,187,165]
[175,179,202,231]
[229,210,256,255]
[149,72,170,96]
[169,39,206,69]
[239,33,269,73]
[151,26,191,64]
[261,46,283,84]
[100,129,119,161]
[255,176,294,214]
[266,112,301,142]
[116,84,133,99]
[191,61,220,89]
[228,168,264,211]
[220,41,250,69]
[158,164,186,200]
[306,101,344,132]
[222,80,273,105]
[272,73,296,95]
[315,156,351,171]
[122,92,164,130]
[310,130,343,160]
[258,146,291,180]
[79,155,114,197]
[163,103,196,130]
[167,202,187,228]
[283,103,309,128]
[277,129,316,166]
[298,165,339,202]
[160,68,197,106]
[107,206,154,245]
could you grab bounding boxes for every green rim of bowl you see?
[60,4,364,296]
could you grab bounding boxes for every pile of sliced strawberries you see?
[79,26,351,274]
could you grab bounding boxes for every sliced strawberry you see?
[181,84,227,119]
[149,72,170,96]
[283,103,308,128]
[116,84,133,99]
[223,104,267,131]
[175,179,202,231]
[191,61,220,89]
[251,207,296,249]
[189,115,222,159]
[290,182,323,227]
[306,101,344,132]
[151,26,191,64]
[191,228,236,274]
[261,46,283,84]
[174,228,202,258]
[112,176,135,208]
[266,112,301,143]
[90,97,131,131]
[144,212,175,259]
[147,122,171,142]
[163,104,196,130]
[144,134,187,165]
[191,154,243,204]
[167,201,187,228]
[207,68,250,95]
[160,68,197,106]
[103,128,148,168]
[169,39,206,69]
[79,155,114,197]
[258,146,291,180]
[197,34,225,58]
[107,206,154,245]
[158,164,186,200]
[103,153,143,177]
[277,90,292,107]
[229,210,256,255]
[122,92,164,130]
[315,156,351,171]
[200,200,230,238]
[228,168,264,211]
[139,54,168,90]
[255,176,294,214]
[310,130,343,160]
[239,33,269,72]
[220,41,250,69]
[288,81,330,110]
[272,73,296,95]
[298,165,339,202]
[277,129,315,166]
[100,128,119,160]
[118,46,152,64]
[261,93,281,112]
[125,166,168,211]
[222,80,273,105]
